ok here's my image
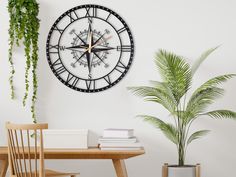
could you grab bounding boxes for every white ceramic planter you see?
[168,166,196,177]
[162,164,200,177]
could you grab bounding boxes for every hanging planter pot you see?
[162,163,200,177]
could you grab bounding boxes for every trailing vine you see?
[8,0,40,123]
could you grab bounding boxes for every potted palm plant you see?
[128,47,236,177]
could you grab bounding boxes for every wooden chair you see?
[6,122,80,177]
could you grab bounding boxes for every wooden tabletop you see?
[0,146,145,159]
[0,146,145,177]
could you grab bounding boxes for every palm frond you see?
[128,86,177,114]
[191,46,219,75]
[193,74,236,95]
[187,130,210,145]
[184,87,224,124]
[137,115,165,126]
[155,49,192,102]
[138,115,178,144]
[202,110,236,119]
[150,81,178,106]
[184,74,235,123]
[149,80,165,88]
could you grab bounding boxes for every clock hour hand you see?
[87,31,93,78]
[86,52,92,77]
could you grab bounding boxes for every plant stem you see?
[177,99,186,166]
[178,138,185,166]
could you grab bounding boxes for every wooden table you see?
[0,146,144,177]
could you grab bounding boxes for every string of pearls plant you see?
[8,0,40,123]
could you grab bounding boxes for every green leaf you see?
[187,130,210,145]
[138,115,178,144]
[193,74,236,94]
[149,81,176,100]
[160,123,179,145]
[184,87,224,124]
[202,110,236,119]
[155,49,192,103]
[137,115,165,127]
[128,86,177,114]
[149,81,178,109]
[184,74,236,124]
[191,46,219,75]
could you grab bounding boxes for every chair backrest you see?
[6,122,48,177]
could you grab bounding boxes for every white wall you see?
[0,0,236,176]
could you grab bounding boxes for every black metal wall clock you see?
[46,4,134,92]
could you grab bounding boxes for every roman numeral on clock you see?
[55,66,66,75]
[53,26,63,34]
[85,80,96,91]
[104,75,112,85]
[114,61,127,73]
[49,45,58,54]
[92,7,97,17]
[52,58,62,66]
[66,73,80,87]
[106,12,111,21]
[66,73,74,83]
[117,27,126,34]
[71,77,79,87]
[67,11,78,22]
[52,59,66,75]
[85,7,90,17]
[85,7,97,17]
[85,7,97,23]
[117,45,132,52]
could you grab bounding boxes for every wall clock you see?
[46,4,134,92]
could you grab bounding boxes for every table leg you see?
[112,159,128,177]
[0,158,8,177]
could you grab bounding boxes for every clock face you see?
[46,4,134,92]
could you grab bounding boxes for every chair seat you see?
[13,169,80,177]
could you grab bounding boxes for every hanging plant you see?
[8,0,40,123]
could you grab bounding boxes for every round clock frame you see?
[46,4,134,93]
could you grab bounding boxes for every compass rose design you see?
[69,28,110,69]
[46,4,134,92]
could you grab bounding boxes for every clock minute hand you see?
[87,35,113,51]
